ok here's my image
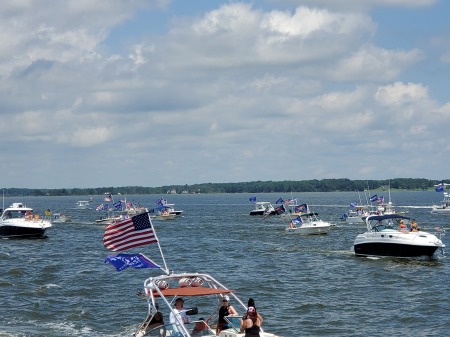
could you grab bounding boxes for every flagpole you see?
[147,212,170,275]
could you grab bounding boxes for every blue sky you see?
[0,0,449,189]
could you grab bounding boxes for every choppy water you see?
[1,192,449,337]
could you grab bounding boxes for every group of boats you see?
[248,195,446,260]
[249,199,334,235]
[2,192,448,337]
[92,197,184,225]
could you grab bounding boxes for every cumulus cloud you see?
[0,1,448,188]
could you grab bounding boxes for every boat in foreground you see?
[285,212,332,235]
[0,203,52,238]
[354,214,445,258]
[135,272,281,337]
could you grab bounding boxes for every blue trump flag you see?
[105,253,161,272]
[249,196,257,203]
[275,198,284,204]
[436,184,445,192]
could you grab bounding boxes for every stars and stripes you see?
[103,212,158,252]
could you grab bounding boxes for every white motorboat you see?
[135,272,281,337]
[95,214,124,225]
[0,203,52,238]
[151,213,177,221]
[249,202,275,216]
[165,203,184,216]
[353,214,445,258]
[431,192,450,215]
[76,200,91,209]
[52,213,72,223]
[285,212,332,235]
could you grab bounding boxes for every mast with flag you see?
[103,211,169,275]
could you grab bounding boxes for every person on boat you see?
[240,306,261,337]
[141,303,165,335]
[169,297,189,324]
[410,219,420,232]
[148,303,164,328]
[399,220,408,232]
[288,220,296,229]
[243,298,263,324]
[191,318,207,336]
[216,295,238,334]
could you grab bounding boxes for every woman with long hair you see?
[240,306,261,337]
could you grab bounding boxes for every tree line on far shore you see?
[2,178,448,197]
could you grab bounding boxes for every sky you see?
[1,0,449,189]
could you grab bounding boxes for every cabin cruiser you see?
[285,212,333,235]
[353,214,445,258]
[431,192,450,215]
[135,272,281,337]
[0,203,52,238]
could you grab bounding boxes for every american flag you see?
[103,212,158,252]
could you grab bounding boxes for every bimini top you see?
[152,286,233,297]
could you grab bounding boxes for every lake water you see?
[1,192,449,337]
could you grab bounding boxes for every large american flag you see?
[103,212,158,252]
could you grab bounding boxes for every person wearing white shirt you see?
[169,297,190,324]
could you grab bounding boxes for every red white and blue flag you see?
[103,212,158,252]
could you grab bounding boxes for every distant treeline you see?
[2,178,448,197]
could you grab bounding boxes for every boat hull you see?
[430,207,450,215]
[286,224,330,235]
[249,210,275,216]
[354,241,440,258]
[0,225,49,238]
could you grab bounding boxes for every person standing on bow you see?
[243,298,263,324]
[216,295,238,334]
[240,306,261,337]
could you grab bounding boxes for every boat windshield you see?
[144,321,216,337]
[370,218,410,232]
[224,316,242,332]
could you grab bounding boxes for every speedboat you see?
[165,203,184,216]
[0,203,52,238]
[76,200,91,209]
[134,272,281,337]
[249,202,275,216]
[151,213,177,221]
[353,214,445,258]
[342,206,376,224]
[431,192,450,215]
[52,213,72,223]
[285,212,332,235]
